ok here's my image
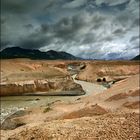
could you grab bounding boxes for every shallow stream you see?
[0,76,106,122]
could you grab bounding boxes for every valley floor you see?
[0,59,140,140]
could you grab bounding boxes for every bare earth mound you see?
[62,104,107,119]
[123,101,140,109]
[76,61,139,82]
[1,60,140,139]
[0,59,85,96]
[105,89,140,102]
[1,113,139,140]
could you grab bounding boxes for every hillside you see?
[132,54,140,60]
[76,61,140,82]
[1,73,139,140]
[0,59,85,96]
[0,47,78,60]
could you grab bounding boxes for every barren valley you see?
[0,59,139,140]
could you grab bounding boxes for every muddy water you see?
[73,75,107,95]
[0,77,106,122]
[0,95,79,122]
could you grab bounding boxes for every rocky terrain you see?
[0,59,85,96]
[0,59,140,140]
[1,113,139,140]
[0,78,84,96]
[76,61,139,83]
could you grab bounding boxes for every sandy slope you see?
[1,113,139,140]
[0,59,85,96]
[0,59,69,83]
[76,61,139,82]
[0,60,140,140]
[1,74,139,140]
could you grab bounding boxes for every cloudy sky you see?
[1,0,139,59]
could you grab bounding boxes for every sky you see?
[1,0,139,59]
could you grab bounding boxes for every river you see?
[0,76,106,122]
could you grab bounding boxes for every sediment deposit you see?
[0,59,85,96]
[0,59,140,140]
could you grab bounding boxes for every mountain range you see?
[0,47,79,60]
[0,47,139,60]
[131,54,140,60]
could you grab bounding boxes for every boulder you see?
[1,110,27,130]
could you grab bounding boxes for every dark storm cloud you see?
[2,0,49,14]
[40,24,50,33]
[19,39,46,49]
[24,24,34,30]
[113,29,126,35]
[1,0,139,59]
[130,36,139,42]
[18,25,55,49]
[54,15,86,40]
[1,17,6,25]
[131,18,139,27]
[81,33,95,45]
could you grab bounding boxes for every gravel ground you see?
[1,113,139,140]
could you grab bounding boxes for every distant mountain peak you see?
[47,50,57,53]
[3,46,23,50]
[131,54,140,60]
[0,47,79,60]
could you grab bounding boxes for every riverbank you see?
[0,74,106,123]
[0,59,85,96]
[0,59,139,139]
[73,74,106,95]
[1,74,139,139]
[0,95,81,124]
